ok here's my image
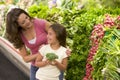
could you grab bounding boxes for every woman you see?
[5,8,50,80]
[5,8,70,80]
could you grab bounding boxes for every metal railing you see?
[0,37,30,77]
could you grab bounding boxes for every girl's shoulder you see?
[40,44,49,50]
[60,46,67,51]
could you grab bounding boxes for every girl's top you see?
[21,18,48,65]
[36,44,68,80]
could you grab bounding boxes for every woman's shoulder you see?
[33,18,46,29]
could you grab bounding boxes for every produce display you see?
[84,14,120,80]
[0,0,120,79]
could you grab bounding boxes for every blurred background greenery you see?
[0,0,120,80]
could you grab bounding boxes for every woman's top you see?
[21,18,48,65]
[36,44,68,80]
[28,37,36,44]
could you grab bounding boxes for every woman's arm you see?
[35,53,48,67]
[19,45,39,63]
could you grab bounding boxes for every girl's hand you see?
[44,60,49,65]
[66,46,72,57]
[48,60,58,66]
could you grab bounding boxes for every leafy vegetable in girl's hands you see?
[46,53,58,61]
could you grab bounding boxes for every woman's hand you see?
[66,46,72,57]
[19,46,40,63]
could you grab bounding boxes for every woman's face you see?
[47,28,59,45]
[17,13,33,29]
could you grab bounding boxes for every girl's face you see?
[17,13,33,29]
[47,28,59,45]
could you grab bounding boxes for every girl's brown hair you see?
[49,23,67,47]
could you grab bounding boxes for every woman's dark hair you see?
[5,8,33,49]
[50,23,67,47]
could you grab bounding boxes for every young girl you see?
[35,23,68,80]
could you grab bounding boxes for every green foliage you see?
[0,1,4,4]
[61,0,77,10]
[65,10,101,80]
[85,0,120,9]
[101,0,120,8]
[28,3,49,19]
[46,53,58,61]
